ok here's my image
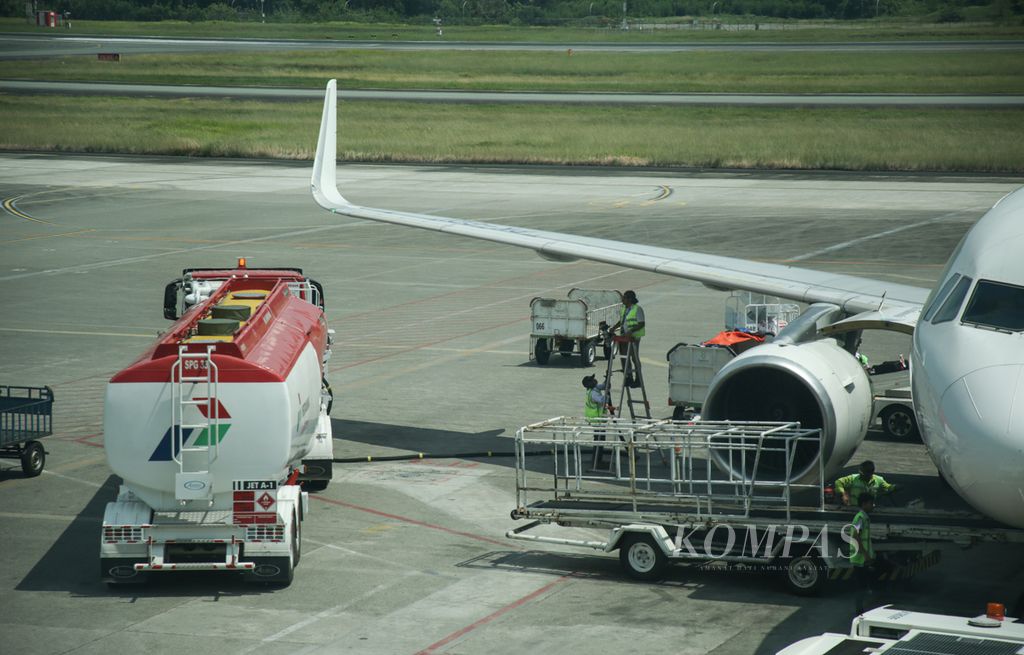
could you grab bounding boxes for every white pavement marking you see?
[241,578,409,652]
[41,469,105,488]
[0,222,372,281]
[785,209,975,262]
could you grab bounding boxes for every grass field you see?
[4,49,1023,94]
[4,17,1024,42]
[2,94,1021,172]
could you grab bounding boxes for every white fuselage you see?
[911,188,1024,529]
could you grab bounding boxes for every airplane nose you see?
[940,364,1024,528]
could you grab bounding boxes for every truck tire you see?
[101,558,147,587]
[580,340,596,367]
[783,555,826,596]
[880,405,918,440]
[534,339,550,365]
[303,479,329,493]
[20,440,45,477]
[672,406,689,421]
[619,533,668,581]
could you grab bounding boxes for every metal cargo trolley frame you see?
[0,385,54,477]
[530,288,622,367]
[506,416,854,595]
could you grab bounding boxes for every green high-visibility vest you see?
[848,509,874,566]
[585,390,603,422]
[620,305,645,338]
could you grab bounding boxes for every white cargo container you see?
[100,263,334,586]
[530,288,622,367]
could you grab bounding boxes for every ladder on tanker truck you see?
[170,345,221,503]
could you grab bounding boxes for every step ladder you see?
[170,345,220,502]
[592,335,652,470]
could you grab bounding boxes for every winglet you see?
[311,79,349,210]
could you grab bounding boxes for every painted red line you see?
[413,575,571,655]
[74,434,104,448]
[312,495,512,548]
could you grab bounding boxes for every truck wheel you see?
[101,558,147,587]
[881,405,918,440]
[783,555,826,596]
[20,441,45,477]
[293,511,301,567]
[619,533,668,581]
[303,480,329,492]
[534,339,550,365]
[580,340,596,367]
[672,406,689,421]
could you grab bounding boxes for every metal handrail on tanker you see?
[513,417,825,525]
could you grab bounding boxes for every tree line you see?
[6,0,1020,24]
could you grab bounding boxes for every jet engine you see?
[703,338,872,484]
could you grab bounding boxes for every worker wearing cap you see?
[583,374,610,423]
[836,460,895,507]
[611,290,646,387]
[849,493,876,614]
[612,290,646,346]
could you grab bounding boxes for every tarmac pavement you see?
[1,153,1022,654]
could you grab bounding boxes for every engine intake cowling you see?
[703,339,872,484]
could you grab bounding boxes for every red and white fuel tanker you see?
[100,261,334,585]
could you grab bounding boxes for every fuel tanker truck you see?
[100,261,334,586]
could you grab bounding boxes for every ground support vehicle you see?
[101,263,334,586]
[506,418,1024,595]
[871,386,918,440]
[0,385,53,477]
[778,605,1024,654]
[530,289,621,367]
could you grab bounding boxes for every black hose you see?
[332,450,554,463]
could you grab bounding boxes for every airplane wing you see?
[311,80,928,331]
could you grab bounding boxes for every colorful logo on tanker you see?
[149,398,232,462]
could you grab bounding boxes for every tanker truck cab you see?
[102,262,333,586]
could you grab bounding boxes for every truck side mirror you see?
[163,279,182,320]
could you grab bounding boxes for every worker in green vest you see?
[611,290,646,387]
[583,374,610,423]
[835,460,896,507]
[849,492,876,614]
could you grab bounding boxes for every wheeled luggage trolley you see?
[0,385,54,477]
[530,289,622,367]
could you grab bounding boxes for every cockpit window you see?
[931,276,972,324]
[922,273,961,323]
[962,280,1024,332]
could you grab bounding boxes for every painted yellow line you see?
[0,511,100,523]
[653,185,673,201]
[2,196,57,225]
[0,327,154,338]
[1,228,95,244]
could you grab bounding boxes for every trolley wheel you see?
[534,338,550,365]
[580,340,596,367]
[783,555,827,596]
[619,533,668,581]
[20,440,45,477]
[671,405,689,421]
[880,405,918,440]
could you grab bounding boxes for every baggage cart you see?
[506,417,1024,595]
[0,385,54,477]
[530,289,622,367]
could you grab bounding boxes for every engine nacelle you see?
[703,339,872,484]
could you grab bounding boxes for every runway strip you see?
[3,79,1022,107]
